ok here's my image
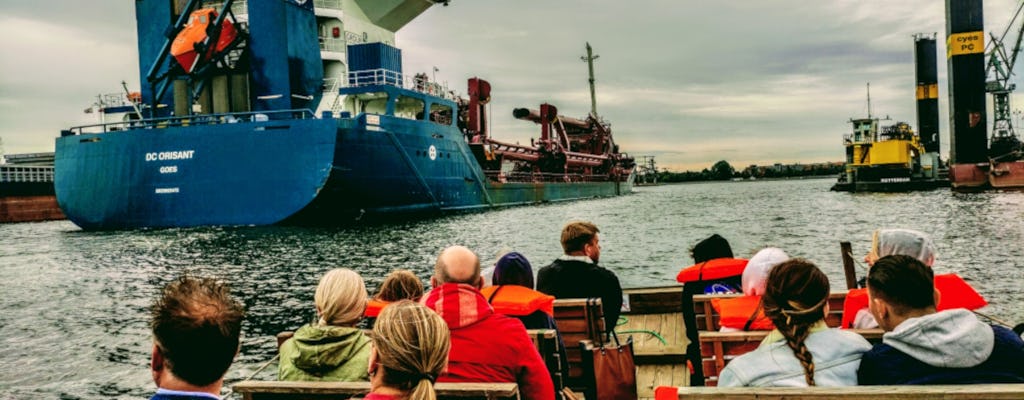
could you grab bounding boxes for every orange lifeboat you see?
[170,8,238,73]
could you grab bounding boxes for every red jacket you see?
[422,283,554,400]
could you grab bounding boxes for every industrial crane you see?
[985,1,1024,159]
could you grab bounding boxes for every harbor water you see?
[1,178,1022,398]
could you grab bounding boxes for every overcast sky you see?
[1,1,1021,170]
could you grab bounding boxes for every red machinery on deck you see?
[460,77,634,183]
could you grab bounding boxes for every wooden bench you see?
[654,384,1024,400]
[525,329,564,393]
[691,292,849,331]
[552,298,605,392]
[698,328,884,386]
[232,381,519,400]
[620,286,689,397]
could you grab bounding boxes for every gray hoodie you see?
[882,309,993,368]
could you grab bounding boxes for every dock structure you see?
[636,155,658,185]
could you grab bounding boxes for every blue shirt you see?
[151,388,221,400]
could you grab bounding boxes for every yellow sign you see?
[947,31,984,58]
[916,83,939,100]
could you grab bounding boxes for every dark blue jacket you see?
[858,324,1024,385]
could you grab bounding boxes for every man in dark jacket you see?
[858,255,1024,385]
[423,245,554,400]
[537,221,623,332]
[150,275,245,400]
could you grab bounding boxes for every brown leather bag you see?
[580,298,637,400]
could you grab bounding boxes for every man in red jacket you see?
[422,245,555,400]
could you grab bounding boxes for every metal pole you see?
[841,241,858,289]
[581,42,599,117]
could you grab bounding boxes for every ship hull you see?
[988,160,1024,188]
[55,114,632,230]
[54,118,338,230]
[287,114,632,224]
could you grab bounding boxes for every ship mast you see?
[581,42,600,117]
[866,82,872,119]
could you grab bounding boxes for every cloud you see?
[1,0,1021,171]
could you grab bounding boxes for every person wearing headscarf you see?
[864,229,936,267]
[742,247,790,296]
[714,247,791,332]
[279,268,372,381]
[853,229,937,329]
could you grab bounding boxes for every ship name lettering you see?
[145,150,195,161]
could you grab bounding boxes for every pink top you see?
[362,393,403,400]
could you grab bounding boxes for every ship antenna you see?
[581,42,600,117]
[866,82,872,119]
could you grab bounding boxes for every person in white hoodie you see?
[858,255,1024,385]
[718,259,871,387]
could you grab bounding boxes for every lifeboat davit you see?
[170,8,238,73]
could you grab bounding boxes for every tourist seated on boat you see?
[364,300,450,400]
[857,255,1024,385]
[480,252,557,329]
[149,275,245,400]
[717,259,871,387]
[849,229,936,329]
[364,269,425,328]
[716,247,790,332]
[675,234,748,294]
[481,251,569,392]
[279,268,372,382]
[422,245,555,400]
[537,221,623,333]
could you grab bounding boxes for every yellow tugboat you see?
[831,114,946,192]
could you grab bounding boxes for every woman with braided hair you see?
[365,300,450,400]
[718,259,871,387]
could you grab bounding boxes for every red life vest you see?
[840,288,869,329]
[676,258,748,283]
[710,295,774,330]
[365,299,389,318]
[935,273,988,310]
[479,285,555,316]
[840,273,987,328]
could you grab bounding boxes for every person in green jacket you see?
[279,268,372,381]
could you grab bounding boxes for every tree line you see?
[657,160,844,183]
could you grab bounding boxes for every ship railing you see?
[63,109,316,136]
[314,0,343,10]
[0,165,54,183]
[320,37,346,53]
[484,171,622,183]
[346,69,456,100]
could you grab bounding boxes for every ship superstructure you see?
[53,0,633,230]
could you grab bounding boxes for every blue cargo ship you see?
[54,0,635,230]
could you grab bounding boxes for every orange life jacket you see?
[840,273,987,328]
[479,285,555,317]
[710,295,774,330]
[365,299,389,318]
[676,258,748,283]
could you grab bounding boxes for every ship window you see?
[395,95,425,120]
[350,91,389,115]
[429,103,453,126]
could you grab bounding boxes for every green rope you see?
[616,329,667,345]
